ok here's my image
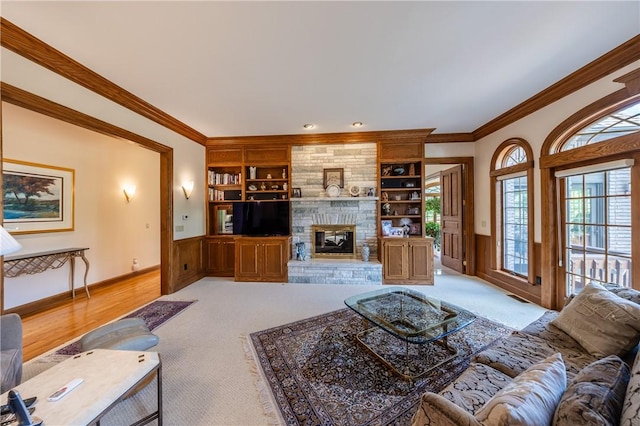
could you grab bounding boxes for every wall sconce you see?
[0,225,22,256]
[123,184,136,202]
[182,181,194,200]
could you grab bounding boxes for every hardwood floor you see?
[21,270,161,362]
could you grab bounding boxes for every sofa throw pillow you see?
[552,355,630,426]
[621,349,640,426]
[551,282,640,357]
[475,353,566,426]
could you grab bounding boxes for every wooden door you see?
[409,239,434,284]
[441,165,464,272]
[383,239,409,281]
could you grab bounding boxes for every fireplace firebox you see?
[312,224,356,259]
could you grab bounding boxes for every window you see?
[563,167,632,293]
[490,139,534,283]
[541,83,640,308]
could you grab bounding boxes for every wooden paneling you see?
[378,140,424,161]
[0,18,206,145]
[424,133,475,143]
[173,236,205,292]
[475,234,542,305]
[244,147,290,164]
[207,147,243,165]
[382,240,408,281]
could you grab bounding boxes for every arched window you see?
[540,73,640,308]
[490,138,535,285]
[561,102,640,151]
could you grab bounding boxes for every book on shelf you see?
[208,170,241,185]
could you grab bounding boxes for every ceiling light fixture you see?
[303,124,315,130]
[352,122,363,128]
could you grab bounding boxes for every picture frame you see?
[389,227,404,237]
[323,168,344,188]
[381,220,392,236]
[292,188,302,198]
[409,223,422,235]
[2,159,75,234]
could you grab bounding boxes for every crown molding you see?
[0,17,207,146]
[207,128,435,146]
[473,35,640,141]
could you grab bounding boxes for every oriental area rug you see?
[54,299,196,356]
[249,307,513,426]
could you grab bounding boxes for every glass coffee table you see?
[345,287,476,380]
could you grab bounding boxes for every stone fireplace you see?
[287,142,382,285]
[312,224,356,259]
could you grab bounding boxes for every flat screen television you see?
[233,201,290,236]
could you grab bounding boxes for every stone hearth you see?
[288,258,382,285]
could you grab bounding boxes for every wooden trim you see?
[1,85,176,305]
[2,83,171,154]
[614,67,640,95]
[425,133,475,143]
[474,35,640,140]
[541,132,640,170]
[541,90,640,157]
[0,17,206,145]
[424,157,475,276]
[207,128,435,146]
[488,138,535,285]
[3,266,160,317]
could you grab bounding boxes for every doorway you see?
[424,157,475,276]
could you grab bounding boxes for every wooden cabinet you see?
[234,236,291,282]
[205,145,291,277]
[377,140,424,237]
[205,236,235,277]
[380,237,434,284]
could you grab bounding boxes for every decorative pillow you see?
[552,355,630,426]
[621,349,640,425]
[475,353,566,426]
[551,282,640,357]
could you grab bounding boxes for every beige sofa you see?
[412,282,640,426]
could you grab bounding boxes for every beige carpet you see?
[23,274,547,425]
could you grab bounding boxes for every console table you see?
[3,247,91,298]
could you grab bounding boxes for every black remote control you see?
[0,397,36,415]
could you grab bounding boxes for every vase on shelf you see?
[249,167,257,180]
[361,242,370,262]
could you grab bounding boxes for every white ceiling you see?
[2,1,639,138]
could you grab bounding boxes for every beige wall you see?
[2,103,161,308]
[472,59,640,242]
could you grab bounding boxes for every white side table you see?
[1,349,161,425]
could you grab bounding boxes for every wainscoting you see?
[475,234,542,305]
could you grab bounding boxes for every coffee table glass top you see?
[344,287,476,344]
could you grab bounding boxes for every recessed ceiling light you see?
[352,122,363,128]
[303,124,315,129]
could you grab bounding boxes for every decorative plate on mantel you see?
[326,184,341,198]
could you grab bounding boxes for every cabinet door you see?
[235,239,261,280]
[409,240,434,284]
[383,240,408,280]
[262,239,287,281]
[206,238,236,276]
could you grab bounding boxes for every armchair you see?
[1,313,23,393]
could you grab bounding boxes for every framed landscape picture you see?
[323,168,344,188]
[2,159,75,234]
